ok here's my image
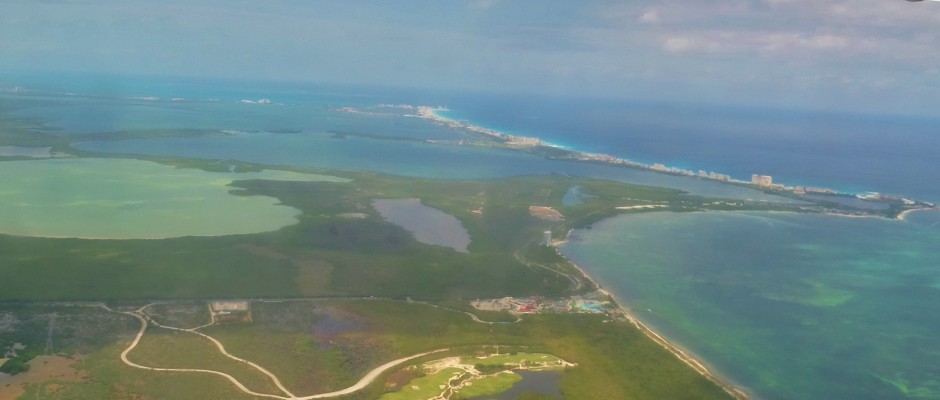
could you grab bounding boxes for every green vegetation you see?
[379,367,466,400]
[0,355,31,374]
[455,372,522,398]
[433,300,520,323]
[129,328,283,395]
[147,299,730,399]
[514,393,556,400]
[0,300,731,399]
[0,304,139,374]
[17,344,261,400]
[469,353,565,370]
[383,352,565,399]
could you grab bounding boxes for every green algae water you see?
[560,211,940,400]
[0,158,348,239]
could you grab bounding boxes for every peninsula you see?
[412,106,937,219]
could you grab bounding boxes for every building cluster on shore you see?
[471,291,615,316]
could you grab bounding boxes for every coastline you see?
[897,207,938,221]
[416,106,935,216]
[557,229,752,400]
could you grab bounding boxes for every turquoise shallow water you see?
[561,211,940,400]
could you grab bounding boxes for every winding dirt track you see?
[109,304,448,400]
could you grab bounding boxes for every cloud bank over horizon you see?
[1,0,937,115]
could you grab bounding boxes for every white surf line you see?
[112,304,450,399]
[615,204,667,210]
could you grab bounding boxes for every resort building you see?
[751,174,773,187]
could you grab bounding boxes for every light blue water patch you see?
[560,211,940,400]
[562,185,597,207]
[904,209,940,228]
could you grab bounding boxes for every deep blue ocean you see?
[3,73,939,400]
[438,95,940,203]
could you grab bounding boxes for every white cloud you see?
[639,9,659,23]
[663,37,692,52]
[584,0,936,66]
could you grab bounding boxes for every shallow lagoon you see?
[0,158,348,239]
[372,198,471,253]
[561,211,940,400]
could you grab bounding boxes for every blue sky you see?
[2,0,938,115]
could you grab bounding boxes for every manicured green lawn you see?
[380,368,465,400]
[456,372,523,398]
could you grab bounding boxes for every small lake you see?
[372,198,471,253]
[468,370,562,400]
